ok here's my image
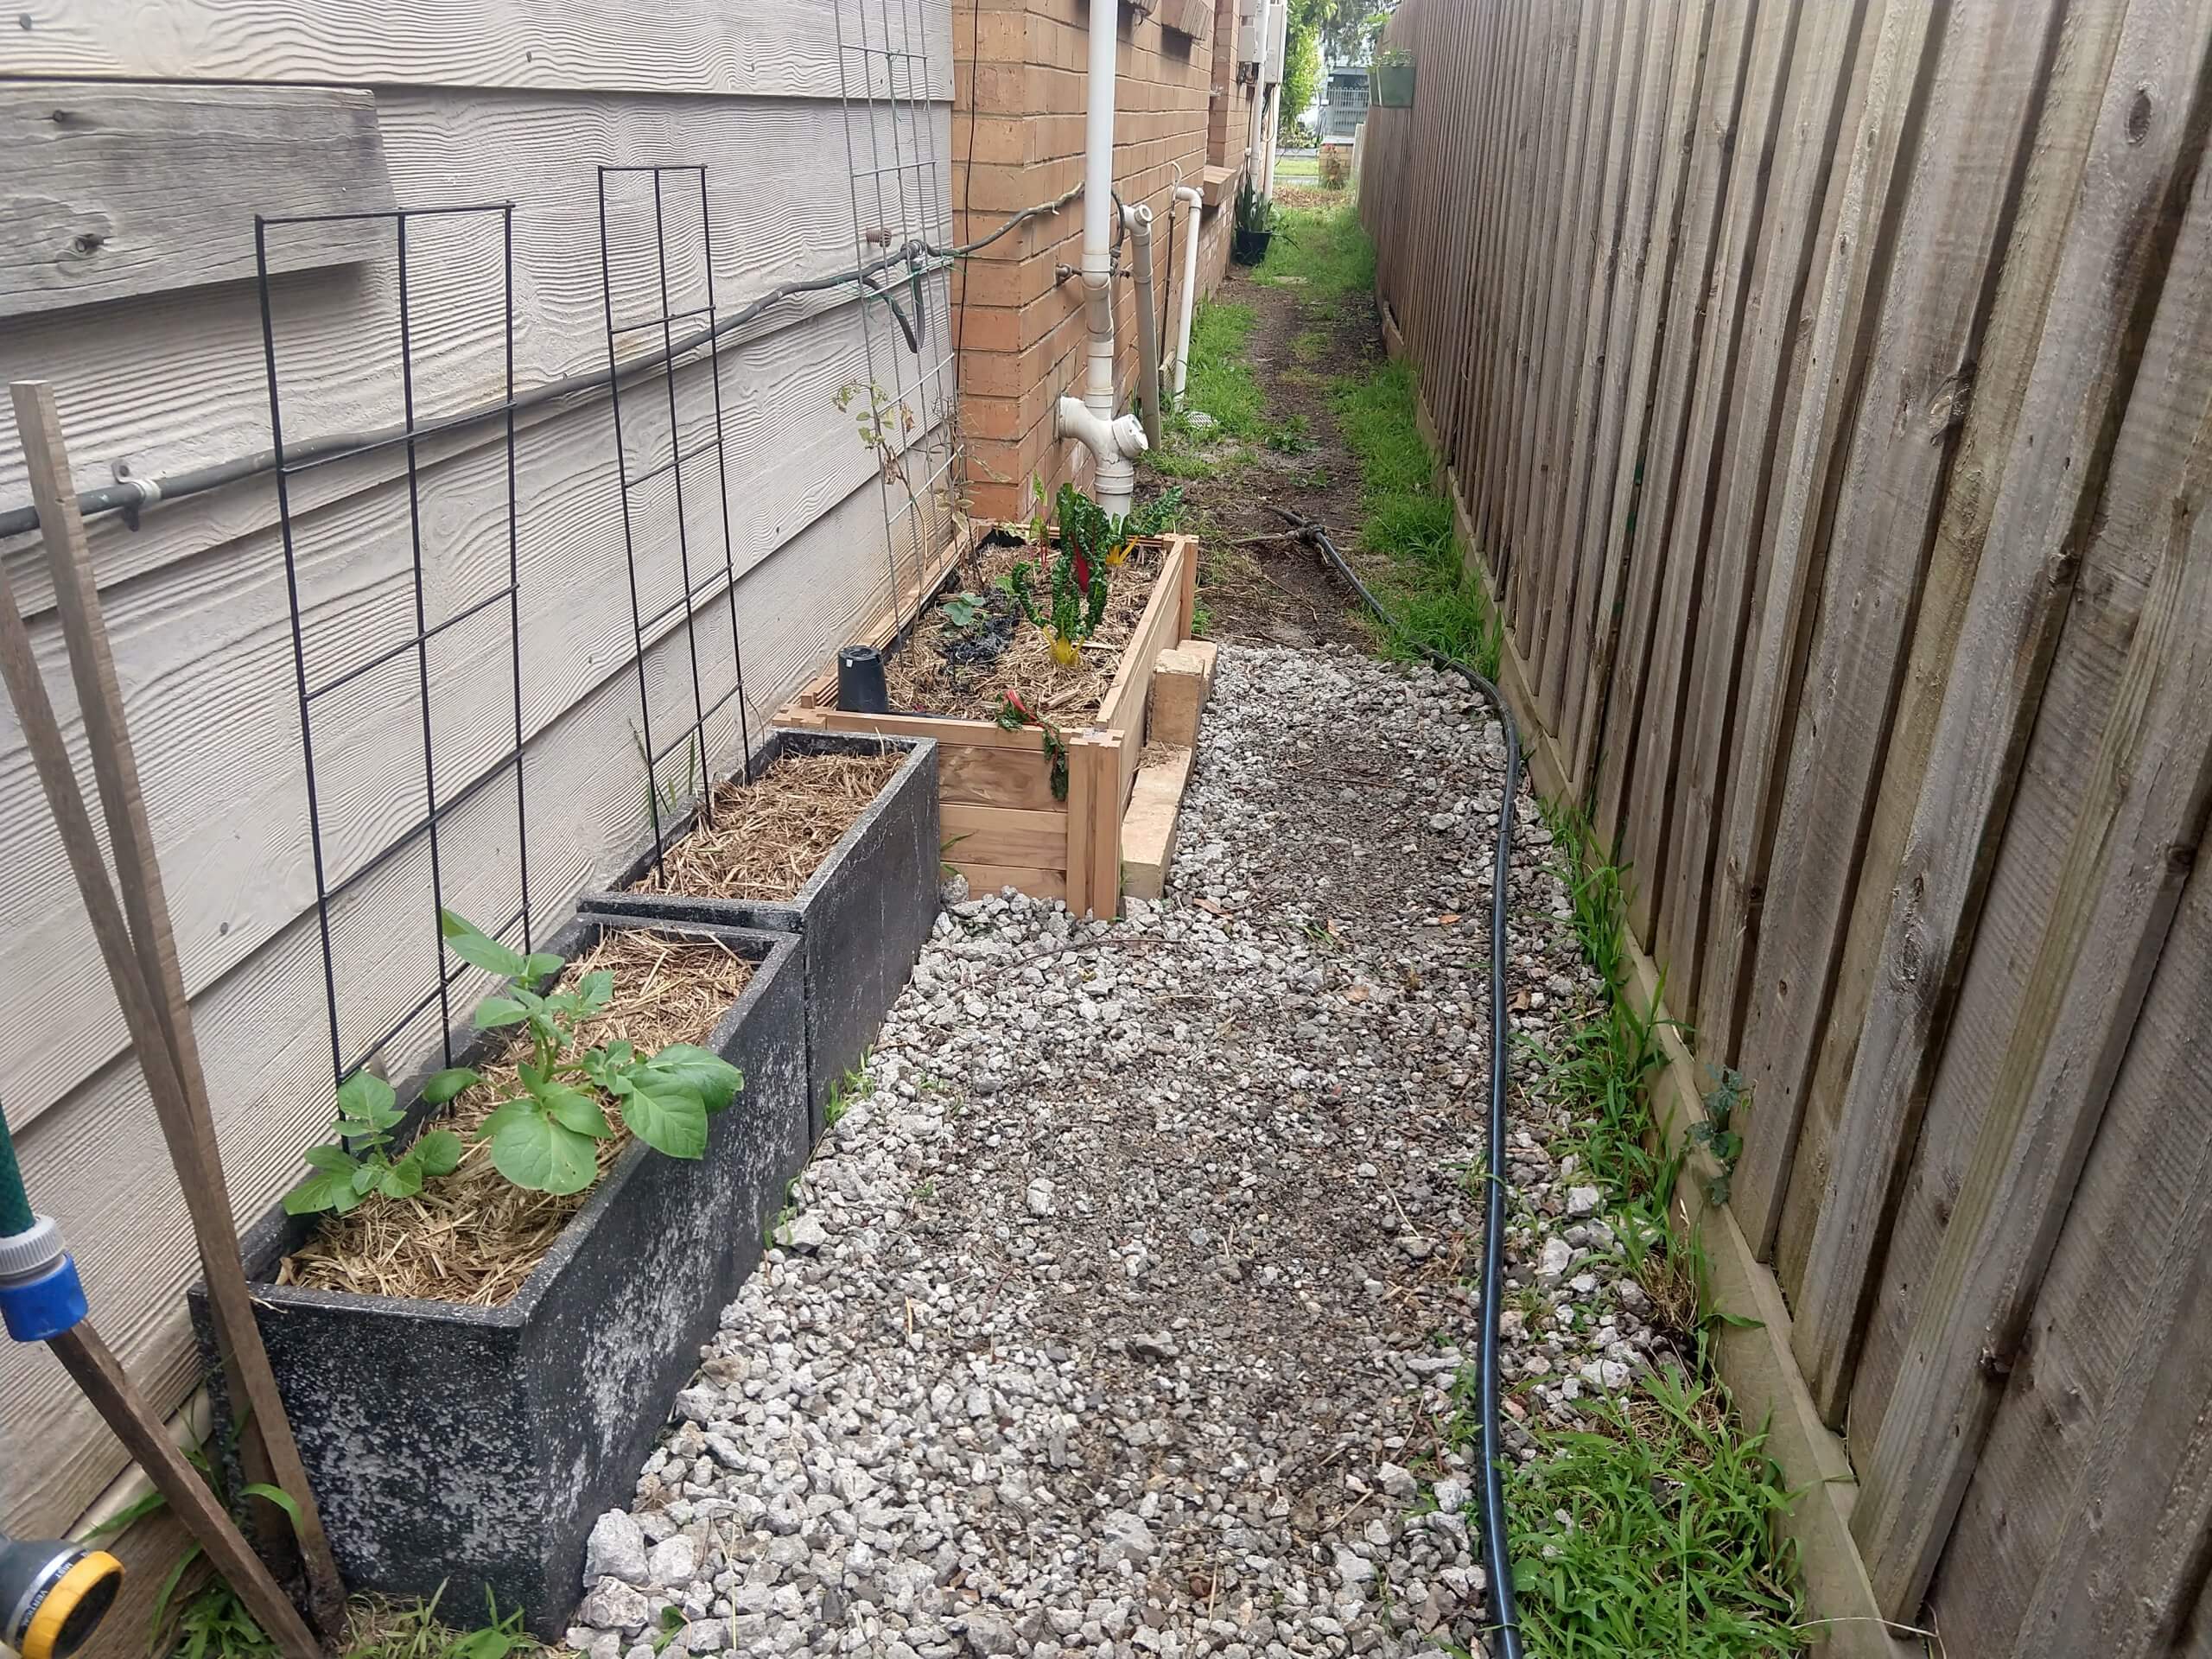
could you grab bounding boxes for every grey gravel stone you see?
[559,647,1659,1659]
[584,1511,649,1586]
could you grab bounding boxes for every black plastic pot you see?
[1232,227,1274,266]
[587,728,939,1131]
[190,914,807,1638]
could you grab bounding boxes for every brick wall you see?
[952,0,1258,521]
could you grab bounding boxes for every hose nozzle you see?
[1,1533,123,1659]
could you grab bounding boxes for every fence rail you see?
[1363,0,2212,1649]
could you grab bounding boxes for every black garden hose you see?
[1274,505,1528,1659]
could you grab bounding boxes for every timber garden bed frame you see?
[779,526,1204,918]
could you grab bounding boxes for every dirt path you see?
[1171,191,1384,653]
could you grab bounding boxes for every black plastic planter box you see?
[190,913,807,1639]
[585,728,939,1133]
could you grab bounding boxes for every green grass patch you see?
[1329,355,1501,680]
[1476,798,1805,1656]
[1255,201,1376,298]
[1184,300,1266,438]
[1291,327,1331,364]
[1506,1368,1804,1657]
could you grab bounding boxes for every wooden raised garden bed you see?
[778,527,1205,918]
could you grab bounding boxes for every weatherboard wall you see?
[0,0,955,1609]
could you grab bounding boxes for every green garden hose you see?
[0,1095,33,1239]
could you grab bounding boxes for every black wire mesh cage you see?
[256,202,535,1092]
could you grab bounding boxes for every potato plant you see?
[435,911,743,1196]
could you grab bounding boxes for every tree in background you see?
[1281,16,1323,129]
[1294,0,1390,66]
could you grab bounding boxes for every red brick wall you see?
[952,0,1257,520]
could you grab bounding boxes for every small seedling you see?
[434,911,742,1196]
[939,591,989,632]
[1693,1067,1748,1206]
[283,1071,467,1216]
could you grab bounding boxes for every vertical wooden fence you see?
[1363,0,2212,1649]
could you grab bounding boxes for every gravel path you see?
[565,645,1678,1659]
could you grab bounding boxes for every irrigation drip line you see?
[0,184,1086,544]
[1276,504,1528,1659]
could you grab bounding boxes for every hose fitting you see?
[0,1217,87,1344]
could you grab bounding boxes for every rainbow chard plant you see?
[430,911,744,1197]
[1007,485,1185,665]
[1007,508,1109,670]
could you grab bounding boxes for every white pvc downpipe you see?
[1170,184,1202,407]
[1055,0,1147,515]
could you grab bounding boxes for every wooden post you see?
[1173,535,1199,640]
[48,1326,323,1659]
[6,382,346,1635]
[1071,732,1123,920]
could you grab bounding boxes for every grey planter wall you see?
[191,914,808,1638]
[586,728,939,1132]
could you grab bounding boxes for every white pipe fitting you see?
[1056,397,1147,516]
[1058,0,1141,515]
[1170,185,1203,408]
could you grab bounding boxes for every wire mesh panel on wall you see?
[257,201,533,1091]
[594,165,755,878]
[836,0,963,647]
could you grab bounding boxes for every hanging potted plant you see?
[1373,48,1417,108]
[1233,175,1279,266]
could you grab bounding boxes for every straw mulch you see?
[880,537,1166,722]
[639,750,902,902]
[283,930,754,1307]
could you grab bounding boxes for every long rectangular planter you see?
[191,913,808,1639]
[584,728,938,1132]
[778,531,1201,919]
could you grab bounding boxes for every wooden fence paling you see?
[1549,0,1682,784]
[1659,0,1870,1031]
[1789,0,2202,1417]
[1367,0,2212,1642]
[1710,0,1939,1253]
[1502,2,1583,636]
[1606,0,1770,957]
[1572,0,1713,815]
[1531,0,1634,731]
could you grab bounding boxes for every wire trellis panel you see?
[595,165,755,880]
[837,0,963,647]
[257,200,533,1091]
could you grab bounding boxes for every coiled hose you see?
[1276,506,1527,1659]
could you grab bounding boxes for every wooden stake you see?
[47,1325,323,1659]
[5,382,345,1637]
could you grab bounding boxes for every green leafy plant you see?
[348,1586,537,1659]
[433,911,743,1196]
[1235,175,1280,237]
[1694,1067,1749,1206]
[83,1416,303,1659]
[283,1071,467,1216]
[1504,1370,1803,1656]
[939,592,989,632]
[995,691,1071,800]
[1007,492,1111,667]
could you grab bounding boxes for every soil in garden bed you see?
[635,749,904,903]
[880,535,1167,722]
[282,931,754,1307]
